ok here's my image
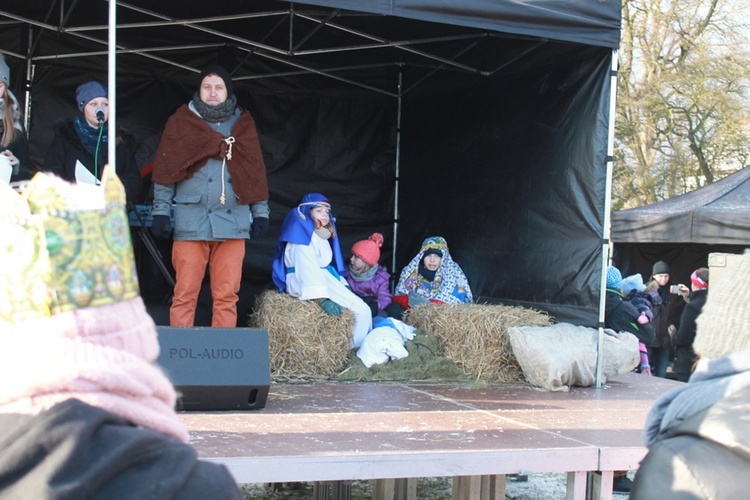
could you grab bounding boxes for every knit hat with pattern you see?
[694,253,749,358]
[606,266,623,291]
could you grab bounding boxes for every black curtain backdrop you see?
[2,0,618,326]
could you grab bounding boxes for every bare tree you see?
[615,0,750,210]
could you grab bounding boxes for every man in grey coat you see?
[151,65,269,327]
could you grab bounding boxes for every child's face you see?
[423,253,442,271]
[310,205,330,226]
[350,254,368,272]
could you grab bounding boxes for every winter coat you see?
[1,88,32,182]
[152,106,269,241]
[41,119,142,202]
[631,350,750,499]
[672,289,708,382]
[605,288,655,344]
[2,131,30,182]
[0,398,242,499]
[344,264,392,312]
[648,282,684,349]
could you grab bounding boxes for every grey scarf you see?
[191,93,238,123]
[347,263,378,283]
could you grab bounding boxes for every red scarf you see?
[152,104,269,204]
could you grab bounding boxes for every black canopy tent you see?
[612,167,750,286]
[1,1,620,331]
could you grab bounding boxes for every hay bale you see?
[403,303,553,383]
[249,291,354,380]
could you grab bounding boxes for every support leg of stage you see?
[372,478,417,499]
[451,475,506,500]
[312,480,352,500]
[566,471,587,499]
[588,471,614,500]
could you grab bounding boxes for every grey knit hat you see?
[75,81,107,111]
[651,260,670,276]
[0,54,9,87]
[694,250,750,359]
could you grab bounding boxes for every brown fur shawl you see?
[152,104,268,204]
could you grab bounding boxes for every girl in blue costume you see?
[271,193,372,348]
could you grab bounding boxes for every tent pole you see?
[24,28,34,135]
[390,68,403,278]
[596,49,619,388]
[107,0,117,174]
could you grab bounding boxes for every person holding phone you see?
[645,260,685,378]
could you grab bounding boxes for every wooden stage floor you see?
[180,373,681,499]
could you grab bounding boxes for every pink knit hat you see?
[0,170,188,442]
[351,233,384,266]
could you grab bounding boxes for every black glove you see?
[150,214,173,239]
[251,217,270,238]
[361,296,379,317]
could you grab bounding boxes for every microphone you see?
[95,108,105,124]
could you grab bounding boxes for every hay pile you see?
[249,291,354,380]
[404,303,553,383]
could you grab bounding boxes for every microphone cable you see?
[94,123,104,182]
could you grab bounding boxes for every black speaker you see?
[156,326,270,411]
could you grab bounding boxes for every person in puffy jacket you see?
[344,232,392,317]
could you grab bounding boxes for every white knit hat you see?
[694,250,750,359]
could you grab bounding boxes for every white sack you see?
[507,322,639,391]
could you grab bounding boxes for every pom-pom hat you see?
[694,253,748,358]
[351,233,384,267]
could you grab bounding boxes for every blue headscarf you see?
[271,193,346,291]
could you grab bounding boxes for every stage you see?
[180,373,680,499]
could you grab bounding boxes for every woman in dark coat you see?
[41,80,141,201]
[646,260,684,378]
[672,268,709,382]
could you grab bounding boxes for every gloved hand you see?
[361,296,379,317]
[150,214,173,239]
[315,298,342,316]
[408,291,429,307]
[251,217,270,238]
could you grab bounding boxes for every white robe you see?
[284,233,371,348]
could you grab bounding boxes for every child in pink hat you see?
[344,232,393,317]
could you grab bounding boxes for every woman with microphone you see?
[42,80,142,201]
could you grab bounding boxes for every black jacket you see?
[648,283,684,349]
[672,289,708,382]
[41,119,142,201]
[1,127,32,182]
[605,288,655,344]
[0,399,242,499]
